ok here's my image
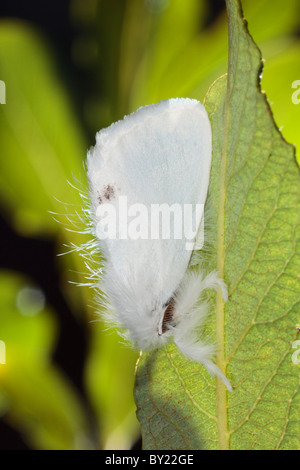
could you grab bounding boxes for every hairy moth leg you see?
[171,270,232,392]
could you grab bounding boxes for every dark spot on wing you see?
[98,184,116,204]
[104,184,115,200]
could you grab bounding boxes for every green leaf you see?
[134,0,300,450]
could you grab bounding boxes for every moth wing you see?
[87,98,212,311]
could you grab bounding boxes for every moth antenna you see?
[174,319,233,392]
[198,270,228,302]
[201,360,233,392]
[174,269,227,320]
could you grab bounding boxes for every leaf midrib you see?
[214,0,242,450]
[215,95,230,450]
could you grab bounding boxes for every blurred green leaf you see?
[0,20,98,326]
[129,0,300,108]
[261,43,300,163]
[0,271,92,449]
[242,0,300,43]
[127,0,207,109]
[85,326,140,449]
[134,0,300,450]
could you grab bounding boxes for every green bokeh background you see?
[0,0,299,450]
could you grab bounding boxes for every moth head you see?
[103,278,175,351]
[123,297,176,352]
[101,260,179,351]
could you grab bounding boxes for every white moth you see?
[87,98,232,392]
